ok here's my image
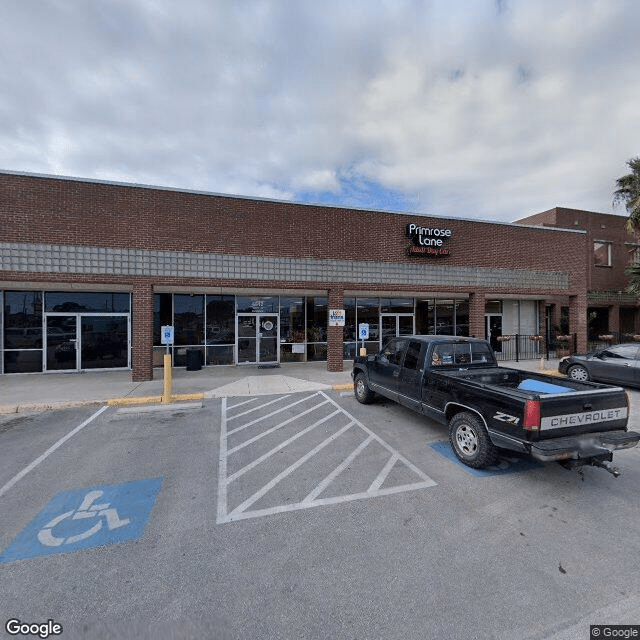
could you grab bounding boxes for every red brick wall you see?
[518,207,640,293]
[1,173,586,296]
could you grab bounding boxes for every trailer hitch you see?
[588,458,621,477]
[560,452,621,477]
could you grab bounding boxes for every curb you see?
[0,399,103,415]
[332,383,353,391]
[107,393,205,406]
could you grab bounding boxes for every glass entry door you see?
[46,315,78,370]
[486,314,503,352]
[46,314,130,371]
[380,314,415,345]
[237,314,279,364]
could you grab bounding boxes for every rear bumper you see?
[529,430,640,462]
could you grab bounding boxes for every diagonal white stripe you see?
[228,422,354,516]
[227,410,343,483]
[226,394,292,420]
[227,394,319,436]
[368,453,399,493]
[302,435,374,503]
[228,400,330,454]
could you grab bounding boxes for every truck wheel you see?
[449,412,498,468]
[567,364,589,382]
[354,373,374,404]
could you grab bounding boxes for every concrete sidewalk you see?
[0,358,562,414]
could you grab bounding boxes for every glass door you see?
[46,315,78,370]
[81,316,129,369]
[380,314,415,346]
[237,314,280,364]
[486,314,503,352]
[237,315,257,363]
[258,314,279,363]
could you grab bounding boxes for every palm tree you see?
[613,156,640,230]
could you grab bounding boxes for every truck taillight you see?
[524,400,541,431]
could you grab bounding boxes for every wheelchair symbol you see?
[37,490,131,547]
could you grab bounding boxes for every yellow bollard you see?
[162,353,173,403]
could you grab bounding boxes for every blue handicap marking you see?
[430,442,540,476]
[0,477,163,564]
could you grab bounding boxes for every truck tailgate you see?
[536,388,629,439]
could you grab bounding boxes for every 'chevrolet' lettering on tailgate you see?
[540,407,628,430]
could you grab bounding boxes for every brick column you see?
[132,280,154,381]
[569,293,588,353]
[608,304,620,335]
[327,288,344,372]
[468,291,485,339]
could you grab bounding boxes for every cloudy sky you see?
[2,0,639,222]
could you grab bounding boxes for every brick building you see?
[516,207,640,342]
[1,171,634,380]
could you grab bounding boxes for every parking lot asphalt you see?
[0,384,638,640]
[0,358,561,414]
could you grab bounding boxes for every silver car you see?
[558,343,640,387]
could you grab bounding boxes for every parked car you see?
[559,344,640,388]
[353,336,638,476]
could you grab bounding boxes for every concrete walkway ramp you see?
[205,375,333,398]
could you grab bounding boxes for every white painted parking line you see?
[216,391,436,524]
[227,410,342,481]
[226,395,291,421]
[0,406,108,499]
[226,394,319,436]
[227,400,332,454]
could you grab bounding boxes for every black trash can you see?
[186,348,202,371]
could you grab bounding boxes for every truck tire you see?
[567,364,590,382]
[449,412,498,468]
[354,373,374,404]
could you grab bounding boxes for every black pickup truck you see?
[352,335,640,476]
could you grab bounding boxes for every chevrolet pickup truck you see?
[352,335,640,476]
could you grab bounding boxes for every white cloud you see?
[0,0,639,222]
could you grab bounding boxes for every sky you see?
[2,0,639,223]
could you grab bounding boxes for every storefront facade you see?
[1,171,596,380]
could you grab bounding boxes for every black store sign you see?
[405,223,453,257]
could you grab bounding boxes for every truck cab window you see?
[382,339,408,365]
[432,344,453,366]
[403,341,424,370]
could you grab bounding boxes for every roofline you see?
[0,168,586,234]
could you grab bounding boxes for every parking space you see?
[217,391,436,523]
[0,391,639,639]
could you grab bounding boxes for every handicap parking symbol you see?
[0,478,163,564]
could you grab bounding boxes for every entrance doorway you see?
[237,314,279,364]
[485,314,503,352]
[45,314,130,371]
[380,314,414,345]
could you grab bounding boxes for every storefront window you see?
[343,297,356,359]
[153,294,173,345]
[380,298,414,313]
[3,290,43,373]
[4,291,43,349]
[174,294,204,345]
[206,295,235,345]
[435,300,455,334]
[280,297,305,343]
[45,291,130,313]
[236,296,278,314]
[455,301,470,336]
[306,297,327,360]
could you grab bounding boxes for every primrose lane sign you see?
[405,223,453,258]
[0,478,163,564]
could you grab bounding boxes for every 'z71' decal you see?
[493,412,520,425]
